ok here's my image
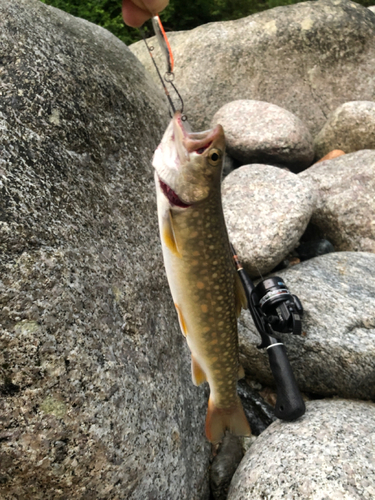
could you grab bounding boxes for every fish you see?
[153,112,251,444]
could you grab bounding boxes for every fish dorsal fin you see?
[161,210,181,257]
[234,271,248,317]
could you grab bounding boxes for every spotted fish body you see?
[153,113,251,443]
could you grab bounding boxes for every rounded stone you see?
[238,252,375,400]
[314,101,375,158]
[222,164,317,277]
[228,399,375,500]
[212,100,314,172]
[300,149,375,252]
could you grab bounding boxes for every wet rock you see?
[222,164,317,277]
[300,149,375,252]
[314,101,375,158]
[131,0,375,135]
[238,252,375,400]
[228,399,375,500]
[212,100,314,172]
[237,380,276,436]
[295,239,335,261]
[0,1,210,499]
[210,434,244,500]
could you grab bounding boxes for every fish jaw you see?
[153,112,226,206]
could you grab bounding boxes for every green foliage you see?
[40,0,374,45]
[40,0,139,44]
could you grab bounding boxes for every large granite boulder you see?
[211,100,314,172]
[314,101,375,158]
[228,399,375,500]
[239,252,375,400]
[130,0,375,135]
[300,149,375,252]
[0,1,210,498]
[222,164,317,277]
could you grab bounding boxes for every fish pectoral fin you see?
[191,355,207,386]
[205,396,251,444]
[234,272,248,317]
[238,365,245,380]
[174,303,188,337]
[161,210,181,257]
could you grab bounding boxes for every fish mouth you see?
[173,112,221,157]
[159,177,192,208]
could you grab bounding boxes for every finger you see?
[122,0,151,27]
[122,0,169,28]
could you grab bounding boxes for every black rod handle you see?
[267,343,305,420]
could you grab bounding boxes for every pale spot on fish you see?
[190,231,198,238]
[216,307,222,312]
[211,339,218,345]
[193,211,199,218]
[201,304,208,313]
[193,251,200,256]
[212,273,218,278]
[197,281,205,289]
[203,326,210,333]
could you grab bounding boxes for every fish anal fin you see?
[205,396,251,444]
[191,355,207,386]
[174,303,188,337]
[234,272,248,317]
[162,210,181,257]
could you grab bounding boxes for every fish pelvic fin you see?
[191,355,207,386]
[162,210,181,257]
[205,396,251,444]
[234,271,248,317]
[174,303,188,337]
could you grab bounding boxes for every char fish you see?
[153,112,251,443]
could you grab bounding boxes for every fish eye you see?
[208,149,221,166]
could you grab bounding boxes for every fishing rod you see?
[232,245,305,421]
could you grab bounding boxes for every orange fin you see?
[191,355,206,386]
[238,365,245,380]
[205,396,251,444]
[174,303,188,337]
[234,271,248,317]
[162,210,181,257]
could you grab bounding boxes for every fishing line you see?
[139,22,185,119]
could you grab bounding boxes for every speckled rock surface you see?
[210,434,244,500]
[238,252,375,399]
[211,100,314,172]
[130,0,375,135]
[222,165,317,277]
[228,399,375,500]
[314,101,375,158]
[0,1,211,499]
[300,149,375,252]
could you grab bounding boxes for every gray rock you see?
[210,434,244,500]
[212,100,314,172]
[300,149,375,252]
[222,165,317,277]
[228,399,375,500]
[238,252,375,399]
[130,0,375,136]
[0,1,210,499]
[314,101,375,158]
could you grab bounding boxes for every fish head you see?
[153,112,225,207]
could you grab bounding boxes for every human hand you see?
[122,0,170,27]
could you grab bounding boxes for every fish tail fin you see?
[205,396,251,444]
